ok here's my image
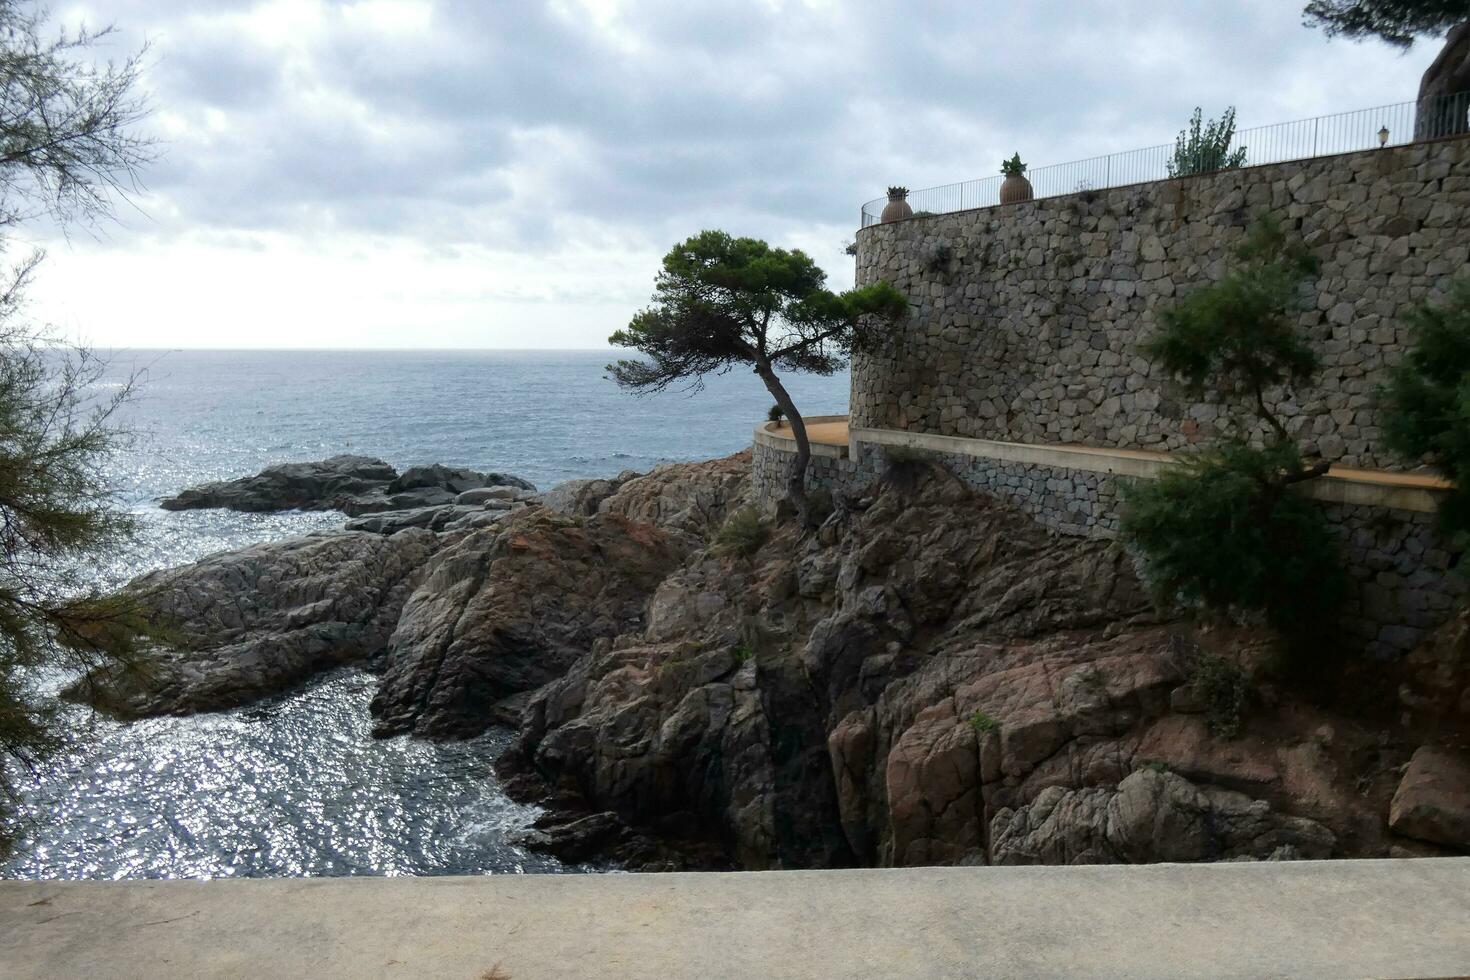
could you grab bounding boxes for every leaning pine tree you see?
[608,230,906,522]
[1121,215,1348,660]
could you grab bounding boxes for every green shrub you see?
[1128,216,1344,661]
[1380,278,1470,548]
[1167,107,1247,177]
[969,710,999,734]
[713,507,768,558]
[1120,440,1347,647]
[767,403,785,424]
[1188,652,1251,739]
[1142,215,1319,439]
[1000,153,1027,177]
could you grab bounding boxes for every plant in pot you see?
[880,186,913,222]
[1000,153,1033,204]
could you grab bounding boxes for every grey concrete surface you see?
[2,859,1468,979]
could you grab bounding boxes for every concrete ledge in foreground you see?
[2,859,1469,979]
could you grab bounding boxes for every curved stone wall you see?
[852,138,1470,471]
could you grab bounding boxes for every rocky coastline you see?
[72,451,1470,870]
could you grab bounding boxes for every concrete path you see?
[2,860,1468,979]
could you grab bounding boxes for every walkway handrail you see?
[860,94,1470,228]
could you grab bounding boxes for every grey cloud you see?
[78,0,1437,254]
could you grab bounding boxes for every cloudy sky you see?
[23,0,1443,349]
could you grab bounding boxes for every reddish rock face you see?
[94,449,1465,871]
[1390,746,1470,850]
[496,458,1430,870]
[370,510,686,739]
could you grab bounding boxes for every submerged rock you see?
[69,528,440,717]
[159,455,535,514]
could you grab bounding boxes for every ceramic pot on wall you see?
[1000,173,1034,204]
[880,186,913,222]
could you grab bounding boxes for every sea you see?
[0,349,849,879]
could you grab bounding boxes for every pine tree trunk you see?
[754,362,811,525]
[1416,22,1470,140]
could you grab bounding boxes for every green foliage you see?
[767,403,785,424]
[1142,215,1319,439]
[969,710,999,734]
[1188,653,1252,739]
[607,230,906,521]
[0,4,156,853]
[1304,0,1466,45]
[732,644,755,665]
[1120,441,1348,644]
[713,507,768,558]
[1000,153,1027,177]
[607,231,907,394]
[1380,279,1470,546]
[1167,107,1248,178]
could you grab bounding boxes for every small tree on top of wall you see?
[1167,107,1248,178]
[1121,216,1347,659]
[608,230,907,524]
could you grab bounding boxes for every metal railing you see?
[859,94,1470,227]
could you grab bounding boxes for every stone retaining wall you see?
[851,138,1470,471]
[751,432,1462,657]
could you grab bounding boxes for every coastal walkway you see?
[759,415,1453,512]
[2,859,1468,978]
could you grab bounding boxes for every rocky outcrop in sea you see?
[75,451,1470,870]
[159,454,535,515]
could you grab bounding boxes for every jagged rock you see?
[597,452,752,545]
[500,459,1407,871]
[389,464,534,495]
[68,529,440,717]
[159,455,397,512]
[1390,746,1470,850]
[456,486,532,505]
[989,769,1336,865]
[339,488,459,516]
[159,456,535,515]
[536,470,641,517]
[344,504,492,535]
[369,509,684,738]
[1401,605,1470,729]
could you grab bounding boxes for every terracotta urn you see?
[1000,173,1034,204]
[880,186,913,222]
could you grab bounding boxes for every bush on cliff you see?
[1380,278,1470,549]
[607,230,906,524]
[1124,216,1346,659]
[1121,442,1346,650]
[712,507,768,558]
